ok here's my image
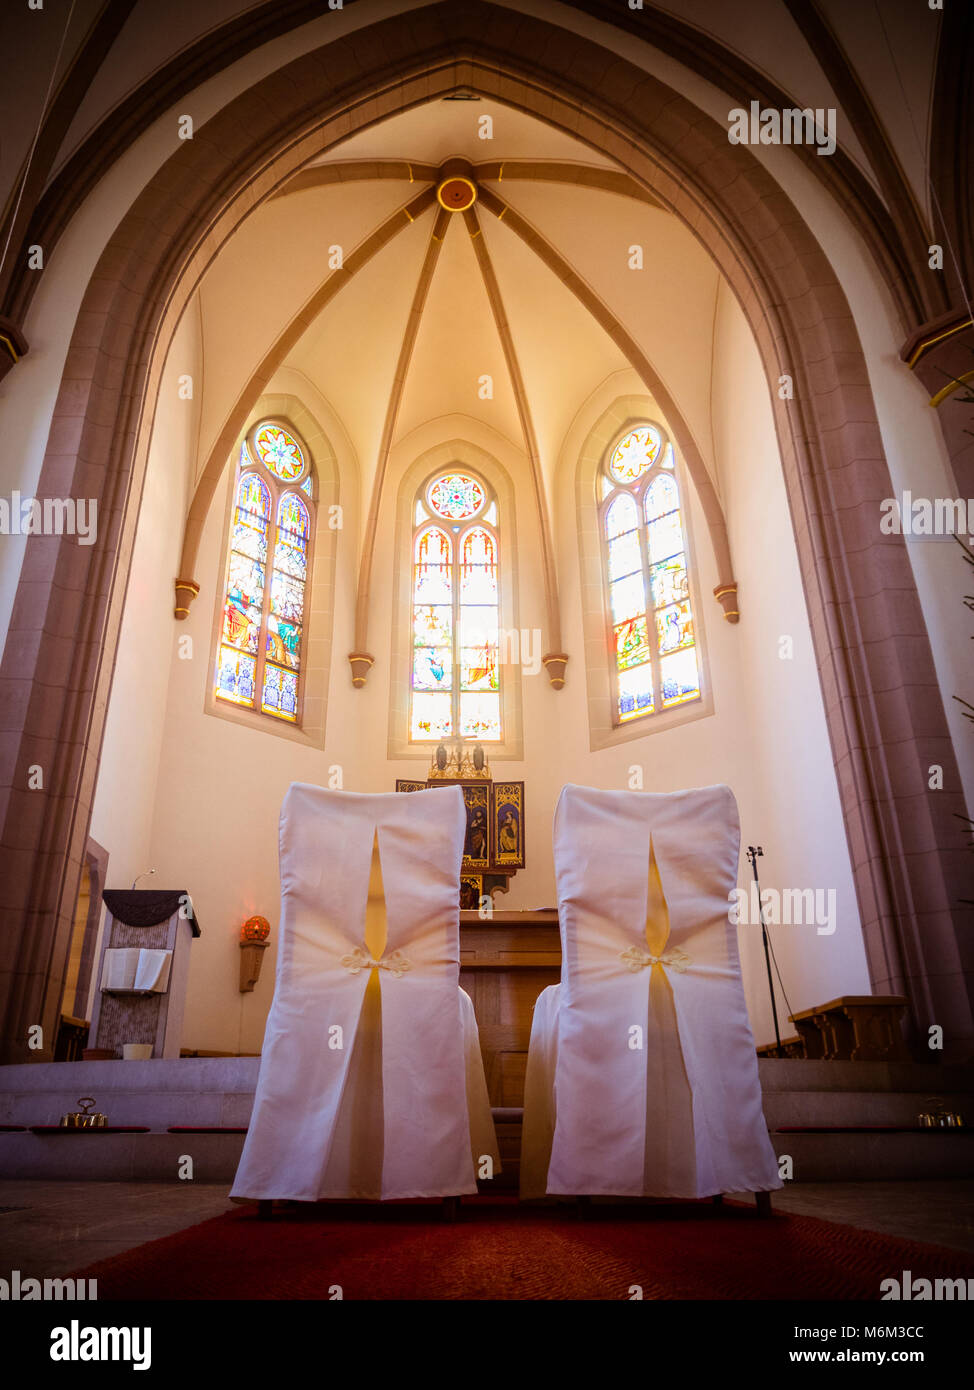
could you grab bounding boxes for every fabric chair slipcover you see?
[231,783,499,1202]
[520,783,782,1199]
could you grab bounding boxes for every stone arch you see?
[0,1,968,1060]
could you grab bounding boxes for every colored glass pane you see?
[217,646,256,706]
[608,529,641,582]
[614,616,650,670]
[413,647,452,691]
[660,648,701,706]
[650,554,688,609]
[271,569,305,625]
[460,692,501,741]
[411,692,452,740]
[645,474,679,521]
[598,473,613,501]
[661,443,675,469]
[300,475,314,498]
[618,664,654,722]
[608,425,662,484]
[427,472,485,521]
[232,511,267,564]
[483,500,498,525]
[227,551,264,610]
[460,643,498,691]
[605,492,638,540]
[610,571,646,624]
[237,472,270,518]
[254,424,304,481]
[223,597,261,655]
[656,601,694,655]
[413,563,451,605]
[647,511,683,563]
[278,493,310,538]
[413,605,453,649]
[273,532,307,581]
[266,614,302,669]
[261,662,298,720]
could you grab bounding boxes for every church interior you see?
[0,0,972,1327]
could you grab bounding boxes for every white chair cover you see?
[231,783,498,1202]
[520,783,782,1199]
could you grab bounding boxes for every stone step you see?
[1,1127,969,1185]
[769,1131,974,1183]
[757,1059,974,1092]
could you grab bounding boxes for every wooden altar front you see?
[459,909,560,1107]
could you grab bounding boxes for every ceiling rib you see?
[463,202,562,657]
[473,161,663,209]
[477,185,736,603]
[352,204,453,658]
[275,161,439,199]
[176,187,437,599]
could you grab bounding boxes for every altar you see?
[459,908,560,1107]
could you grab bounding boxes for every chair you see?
[231,783,499,1207]
[520,783,781,1209]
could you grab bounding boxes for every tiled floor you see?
[0,1179,972,1285]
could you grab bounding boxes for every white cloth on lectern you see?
[521,782,782,1198]
[133,949,172,992]
[231,783,498,1202]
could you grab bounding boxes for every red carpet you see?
[73,1199,974,1300]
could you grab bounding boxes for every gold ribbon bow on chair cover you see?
[619,944,691,974]
[340,946,413,979]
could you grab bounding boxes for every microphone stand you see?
[746,845,782,1052]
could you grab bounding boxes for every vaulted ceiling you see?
[193,99,723,513]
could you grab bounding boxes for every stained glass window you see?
[410,472,501,741]
[216,422,315,725]
[600,424,701,724]
[253,422,305,481]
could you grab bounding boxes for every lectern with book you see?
[88,890,201,1059]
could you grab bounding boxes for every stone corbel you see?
[174,577,200,620]
[348,652,375,687]
[542,653,568,688]
[713,582,740,623]
[239,941,269,994]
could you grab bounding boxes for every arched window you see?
[599,423,701,725]
[215,420,316,724]
[410,469,501,742]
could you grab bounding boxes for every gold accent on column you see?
[542,653,569,689]
[348,652,376,687]
[713,582,740,624]
[173,577,200,620]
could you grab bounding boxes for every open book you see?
[101,947,173,993]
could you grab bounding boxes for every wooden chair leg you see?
[755,1190,772,1218]
[442,1196,459,1223]
[257,1200,274,1221]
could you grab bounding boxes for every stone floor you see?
[0,1179,972,1283]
